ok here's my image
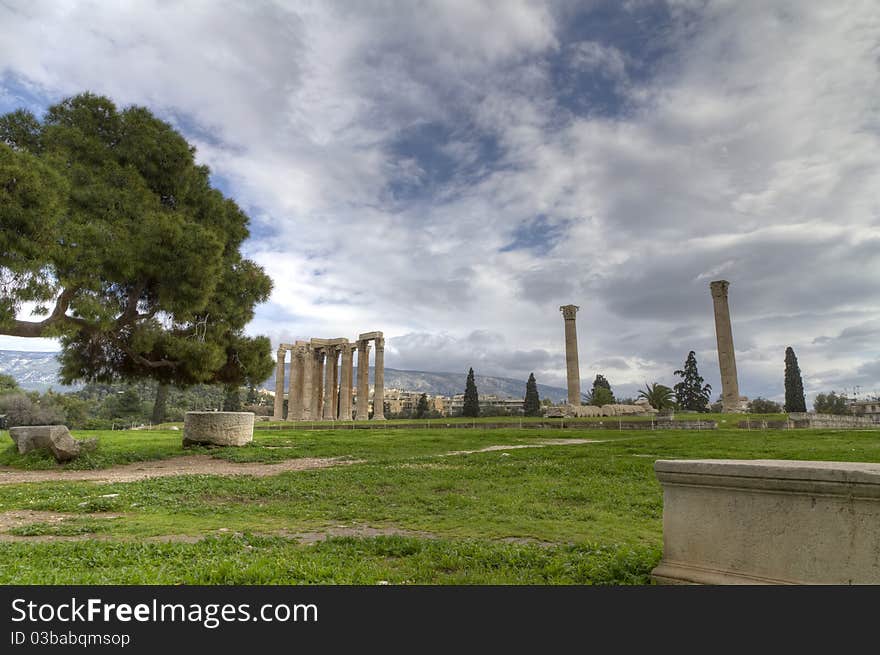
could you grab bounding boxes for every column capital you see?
[710,279,730,299]
[375,337,384,351]
[560,304,579,320]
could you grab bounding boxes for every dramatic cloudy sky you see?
[2,0,879,402]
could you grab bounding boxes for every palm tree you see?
[638,383,676,411]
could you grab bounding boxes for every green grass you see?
[0,425,878,583]
[0,534,658,584]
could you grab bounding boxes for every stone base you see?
[183,412,254,447]
[652,459,880,584]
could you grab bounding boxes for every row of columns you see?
[272,333,385,421]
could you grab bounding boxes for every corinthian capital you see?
[560,304,579,320]
[710,280,730,299]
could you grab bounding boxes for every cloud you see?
[1,1,879,400]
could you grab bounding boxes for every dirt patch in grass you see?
[276,525,437,544]
[0,510,123,541]
[443,438,601,456]
[0,455,361,485]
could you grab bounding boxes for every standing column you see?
[339,343,354,421]
[355,340,370,420]
[301,346,313,420]
[288,347,305,420]
[313,349,325,420]
[272,347,286,421]
[560,305,581,405]
[330,346,340,419]
[710,280,741,413]
[372,337,386,420]
[323,346,338,420]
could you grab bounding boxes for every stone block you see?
[183,411,254,447]
[8,425,97,463]
[652,459,880,584]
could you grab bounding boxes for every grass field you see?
[0,423,878,584]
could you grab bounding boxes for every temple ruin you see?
[272,331,385,421]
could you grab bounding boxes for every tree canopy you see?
[523,372,541,416]
[638,382,675,411]
[814,392,850,415]
[748,397,783,414]
[587,374,615,406]
[0,93,273,389]
[673,351,712,412]
[462,367,479,417]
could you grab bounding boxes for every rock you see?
[7,425,97,463]
[182,411,254,447]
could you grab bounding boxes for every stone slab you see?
[183,412,254,447]
[652,459,880,584]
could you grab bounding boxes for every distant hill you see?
[0,351,81,393]
[261,363,570,402]
[0,350,571,401]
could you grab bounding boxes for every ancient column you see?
[272,347,286,421]
[560,305,581,405]
[288,347,305,420]
[323,346,338,420]
[710,280,740,413]
[313,349,325,420]
[339,343,354,421]
[372,337,386,420]
[301,345,313,420]
[330,346,340,419]
[355,340,370,420]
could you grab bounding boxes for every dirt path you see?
[0,437,599,485]
[0,455,360,485]
[442,438,601,456]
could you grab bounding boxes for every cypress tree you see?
[784,347,806,412]
[523,372,541,416]
[462,367,480,417]
[673,351,712,412]
[415,393,429,419]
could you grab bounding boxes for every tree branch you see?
[5,287,79,337]
[118,281,147,325]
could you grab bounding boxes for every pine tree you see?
[462,367,480,417]
[588,374,615,406]
[415,393,429,419]
[673,351,712,412]
[784,346,806,413]
[523,372,541,416]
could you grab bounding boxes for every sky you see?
[1,0,879,403]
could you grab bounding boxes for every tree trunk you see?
[151,383,169,424]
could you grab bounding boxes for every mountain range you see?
[0,350,570,401]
